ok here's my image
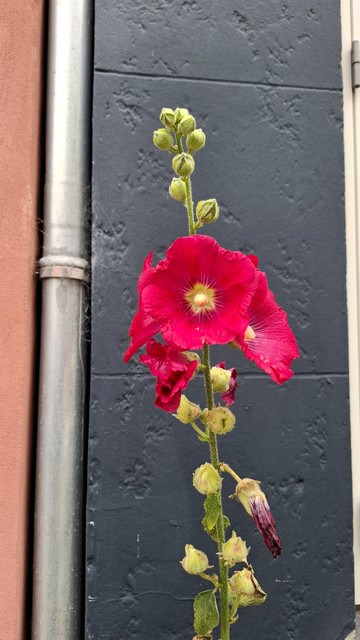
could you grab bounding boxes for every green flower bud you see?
[169,177,187,202]
[160,108,176,129]
[178,114,196,136]
[174,395,201,424]
[181,544,211,574]
[174,107,189,122]
[172,153,195,177]
[202,406,236,435]
[196,199,220,224]
[229,567,267,607]
[219,531,250,567]
[153,128,174,151]
[193,463,221,495]
[187,128,206,153]
[210,366,231,393]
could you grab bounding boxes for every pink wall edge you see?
[0,1,44,638]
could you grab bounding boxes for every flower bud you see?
[196,199,220,224]
[174,395,201,424]
[172,153,195,177]
[202,406,236,435]
[229,567,267,607]
[174,107,189,122]
[153,128,174,151]
[178,114,196,136]
[169,177,186,202]
[219,531,250,567]
[187,128,206,153]
[160,108,176,129]
[193,463,221,495]
[181,544,211,574]
[210,365,231,393]
[192,636,212,640]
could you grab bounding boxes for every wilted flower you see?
[211,362,238,406]
[229,566,267,607]
[231,478,282,558]
[139,340,198,412]
[181,544,211,574]
[193,463,221,495]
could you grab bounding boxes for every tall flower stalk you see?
[124,106,300,639]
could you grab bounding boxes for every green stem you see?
[179,133,229,638]
[176,133,196,235]
[190,421,209,441]
[220,463,242,484]
[203,345,230,640]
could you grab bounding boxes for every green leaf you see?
[193,589,219,635]
[203,494,221,530]
[202,514,230,542]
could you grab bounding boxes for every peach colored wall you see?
[0,1,44,638]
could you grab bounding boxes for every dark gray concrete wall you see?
[87,1,354,638]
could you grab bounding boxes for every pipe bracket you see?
[39,255,90,283]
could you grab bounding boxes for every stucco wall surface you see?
[0,1,44,638]
[87,1,355,639]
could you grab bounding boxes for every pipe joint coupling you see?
[39,255,90,283]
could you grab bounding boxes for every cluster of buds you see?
[152,107,220,227]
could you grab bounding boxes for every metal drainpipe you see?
[32,1,93,638]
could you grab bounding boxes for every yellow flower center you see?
[185,283,216,315]
[244,325,256,341]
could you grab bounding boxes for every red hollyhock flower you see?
[214,362,238,406]
[136,235,258,352]
[236,272,299,384]
[233,478,282,558]
[124,253,160,363]
[139,339,198,412]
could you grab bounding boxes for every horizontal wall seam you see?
[94,67,342,94]
[91,371,349,379]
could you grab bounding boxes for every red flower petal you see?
[139,340,198,412]
[215,362,238,406]
[237,272,299,384]
[124,252,160,363]
[140,235,258,351]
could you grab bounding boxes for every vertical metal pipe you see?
[32,1,93,638]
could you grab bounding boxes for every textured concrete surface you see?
[88,0,354,638]
[95,0,342,89]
